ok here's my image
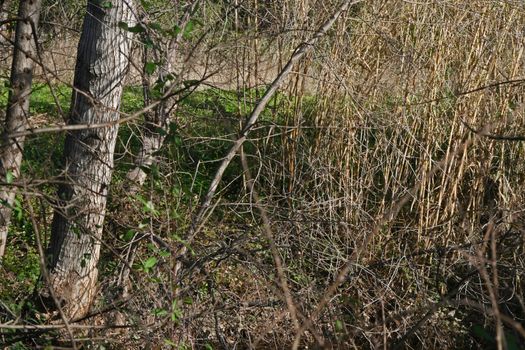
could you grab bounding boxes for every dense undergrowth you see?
[1,0,525,349]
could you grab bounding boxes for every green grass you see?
[0,80,300,312]
[28,83,71,116]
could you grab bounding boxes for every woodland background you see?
[1,0,525,349]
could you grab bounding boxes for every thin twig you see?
[174,0,364,288]
[22,188,77,349]
[290,124,492,349]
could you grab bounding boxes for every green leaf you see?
[141,36,154,49]
[117,21,129,30]
[128,24,146,33]
[145,61,157,75]
[118,21,145,33]
[148,22,163,31]
[5,170,13,184]
[144,200,156,214]
[171,25,182,37]
[164,339,177,347]
[171,300,182,322]
[123,229,135,242]
[146,243,156,252]
[101,1,113,8]
[159,249,170,258]
[150,82,164,99]
[472,324,493,342]
[154,126,168,136]
[183,20,196,39]
[13,198,22,221]
[81,254,91,268]
[153,308,167,317]
[72,224,81,238]
[135,194,159,216]
[182,79,199,88]
[143,256,158,270]
[173,135,183,147]
[506,332,520,350]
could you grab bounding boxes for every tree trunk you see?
[125,0,200,189]
[125,56,177,189]
[0,0,9,47]
[43,0,135,319]
[0,0,14,52]
[0,0,42,259]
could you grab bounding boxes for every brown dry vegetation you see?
[2,0,525,349]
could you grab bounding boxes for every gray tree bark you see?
[43,0,135,319]
[0,0,13,52]
[126,44,177,189]
[125,0,200,189]
[125,53,176,189]
[0,0,42,259]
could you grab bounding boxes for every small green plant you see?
[140,256,158,273]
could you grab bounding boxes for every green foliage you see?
[5,169,13,184]
[163,339,178,348]
[135,194,160,216]
[101,1,114,9]
[141,256,158,272]
[471,324,522,350]
[144,61,158,75]
[118,21,146,33]
[167,87,285,199]
[0,81,71,118]
[121,85,146,113]
[0,238,40,305]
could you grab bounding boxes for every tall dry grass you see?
[207,0,525,348]
[3,0,524,348]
